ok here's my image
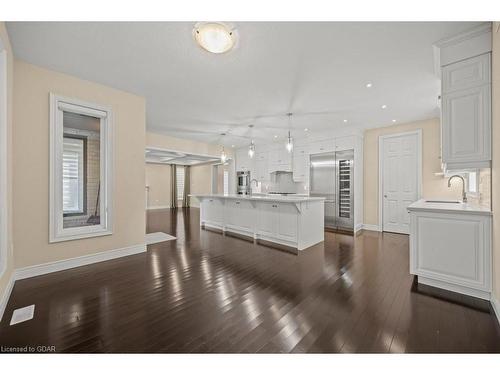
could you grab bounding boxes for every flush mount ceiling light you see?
[193,22,237,54]
[381,104,387,109]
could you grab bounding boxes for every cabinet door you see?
[257,202,278,237]
[292,155,308,182]
[277,203,298,242]
[410,212,491,292]
[236,149,252,171]
[442,84,491,164]
[442,53,490,93]
[335,136,355,151]
[202,198,223,225]
[226,199,254,231]
[255,159,269,181]
[309,139,335,154]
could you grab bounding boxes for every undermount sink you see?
[425,200,461,204]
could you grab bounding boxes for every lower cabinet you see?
[256,202,298,243]
[409,209,491,299]
[225,199,254,233]
[201,198,224,226]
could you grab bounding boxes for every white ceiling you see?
[7,21,482,147]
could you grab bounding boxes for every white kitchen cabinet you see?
[268,147,292,172]
[335,136,355,151]
[442,53,490,93]
[408,201,492,300]
[277,203,298,242]
[292,155,308,182]
[257,201,278,237]
[308,139,335,155]
[225,199,254,234]
[235,148,254,172]
[441,82,491,168]
[434,25,492,171]
[201,197,224,227]
[196,195,325,251]
[254,159,269,181]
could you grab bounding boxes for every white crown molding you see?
[434,23,492,49]
[0,273,15,322]
[14,243,146,281]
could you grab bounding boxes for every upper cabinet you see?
[434,23,492,171]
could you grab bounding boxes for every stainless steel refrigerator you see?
[309,150,354,233]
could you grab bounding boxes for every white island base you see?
[193,195,325,253]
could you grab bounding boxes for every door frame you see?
[378,129,422,233]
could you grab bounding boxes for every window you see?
[223,170,229,195]
[63,137,86,214]
[50,94,113,242]
[176,166,185,200]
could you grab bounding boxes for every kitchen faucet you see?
[447,175,467,203]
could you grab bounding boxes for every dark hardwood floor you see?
[1,208,499,353]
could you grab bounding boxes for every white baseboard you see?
[146,205,171,210]
[0,273,15,322]
[14,243,146,281]
[362,224,381,232]
[492,294,500,326]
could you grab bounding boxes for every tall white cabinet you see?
[434,23,492,171]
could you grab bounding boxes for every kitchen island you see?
[191,194,325,252]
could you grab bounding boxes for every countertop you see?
[190,194,325,203]
[407,199,492,216]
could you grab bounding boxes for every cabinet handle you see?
[236,201,240,204]
[209,199,213,202]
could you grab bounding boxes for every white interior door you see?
[381,131,421,234]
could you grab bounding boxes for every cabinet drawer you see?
[442,53,491,93]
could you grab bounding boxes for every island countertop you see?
[190,194,325,203]
[407,199,492,216]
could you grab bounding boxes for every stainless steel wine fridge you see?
[309,149,354,233]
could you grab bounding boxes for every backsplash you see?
[258,172,308,194]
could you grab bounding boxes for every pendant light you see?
[220,146,227,163]
[248,140,255,158]
[286,113,293,153]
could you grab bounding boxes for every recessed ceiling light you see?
[304,128,308,131]
[231,145,235,147]
[366,83,372,88]
[193,22,237,54]
[274,135,278,138]
[381,105,387,109]
[343,119,348,123]
[392,119,396,123]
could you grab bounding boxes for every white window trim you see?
[49,93,113,243]
[0,47,8,277]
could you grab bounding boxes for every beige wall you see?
[363,118,463,226]
[146,132,234,208]
[492,22,500,302]
[146,163,171,208]
[13,60,146,268]
[0,23,14,312]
